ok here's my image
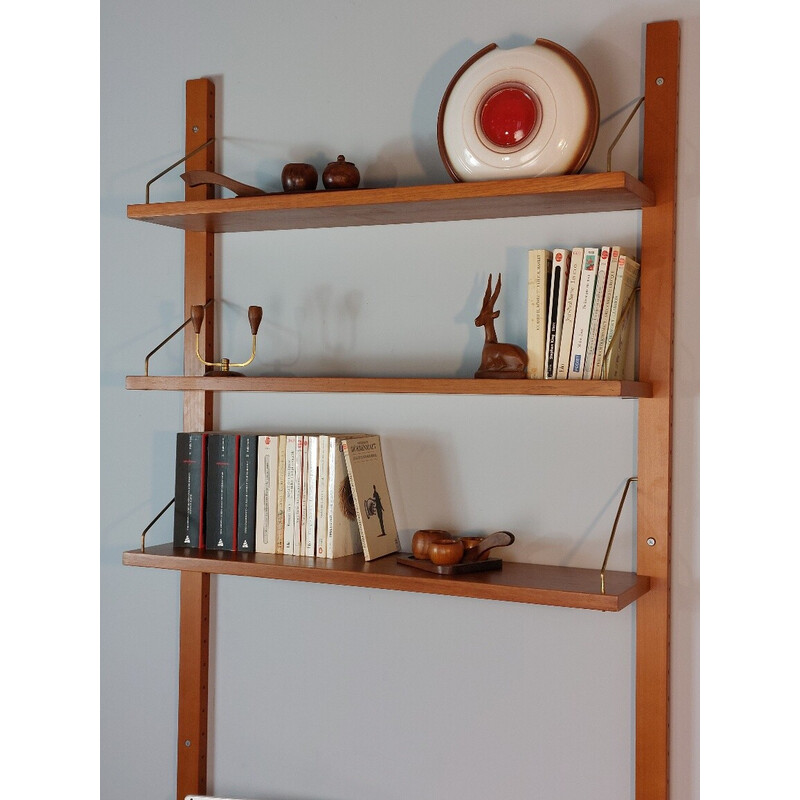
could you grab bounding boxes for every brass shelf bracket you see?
[143,299,213,376]
[606,96,644,172]
[145,137,216,203]
[600,476,638,593]
[141,497,175,551]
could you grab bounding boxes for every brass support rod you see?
[145,137,216,203]
[144,299,213,376]
[606,97,645,172]
[600,476,638,593]
[141,497,175,551]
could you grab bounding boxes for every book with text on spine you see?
[303,435,319,558]
[205,433,240,551]
[316,435,330,558]
[582,245,612,379]
[236,434,258,552]
[255,434,280,554]
[341,436,400,561]
[555,246,584,379]
[173,432,207,549]
[526,248,553,379]
[326,434,368,559]
[567,246,600,380]
[591,246,628,380]
[545,248,571,379]
[282,434,299,555]
[602,254,641,380]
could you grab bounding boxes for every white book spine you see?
[526,249,553,379]
[275,436,286,555]
[282,435,297,555]
[254,435,279,554]
[303,436,319,558]
[326,436,339,559]
[591,246,626,379]
[567,247,599,379]
[316,435,329,558]
[603,255,641,380]
[555,247,583,379]
[582,245,612,378]
[545,248,571,378]
[296,435,308,556]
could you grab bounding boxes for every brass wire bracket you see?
[141,497,175,551]
[600,476,638,593]
[606,96,644,172]
[144,137,216,203]
[143,299,214,376]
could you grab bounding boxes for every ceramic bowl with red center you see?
[437,39,599,181]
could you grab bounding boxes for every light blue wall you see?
[100,2,699,799]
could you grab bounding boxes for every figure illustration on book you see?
[364,484,386,536]
[339,478,356,519]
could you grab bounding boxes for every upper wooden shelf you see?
[123,543,650,612]
[127,172,654,233]
[125,375,651,398]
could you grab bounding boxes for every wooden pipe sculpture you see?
[474,274,528,379]
[192,304,263,376]
[181,170,267,197]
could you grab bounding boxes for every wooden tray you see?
[396,554,503,575]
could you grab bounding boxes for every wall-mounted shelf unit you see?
[123,19,678,800]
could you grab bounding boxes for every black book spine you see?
[205,433,239,551]
[237,434,258,552]
[173,432,207,549]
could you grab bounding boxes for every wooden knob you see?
[248,306,263,335]
[191,305,205,334]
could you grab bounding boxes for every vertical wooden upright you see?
[177,77,215,800]
[637,20,679,800]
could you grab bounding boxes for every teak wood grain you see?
[127,171,654,232]
[636,20,679,800]
[125,375,651,398]
[177,78,214,800]
[123,545,650,613]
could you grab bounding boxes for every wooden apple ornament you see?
[281,162,318,192]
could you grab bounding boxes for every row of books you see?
[526,245,641,380]
[173,432,401,562]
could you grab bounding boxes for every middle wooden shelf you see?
[125,375,651,397]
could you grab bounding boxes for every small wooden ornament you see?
[474,273,528,378]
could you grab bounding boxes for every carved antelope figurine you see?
[474,273,528,379]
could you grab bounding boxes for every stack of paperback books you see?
[173,432,400,562]
[526,246,640,381]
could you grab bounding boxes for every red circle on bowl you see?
[479,86,538,148]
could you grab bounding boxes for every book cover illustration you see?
[341,436,400,561]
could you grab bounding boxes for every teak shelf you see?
[125,375,652,397]
[129,171,654,233]
[123,544,650,612]
[123,20,678,800]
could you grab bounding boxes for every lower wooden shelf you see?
[123,543,650,612]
